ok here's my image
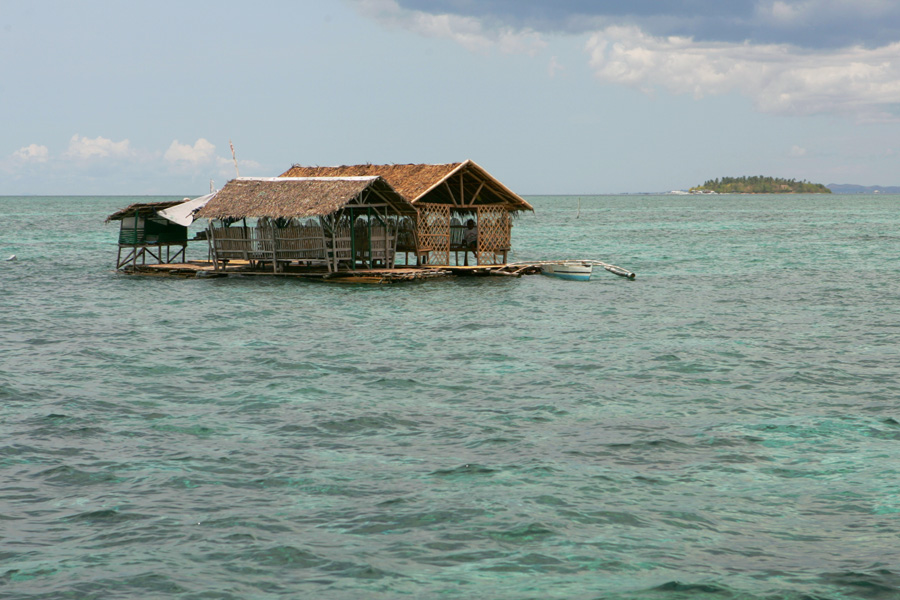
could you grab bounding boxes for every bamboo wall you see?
[415,204,511,266]
[207,218,397,272]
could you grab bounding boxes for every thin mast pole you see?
[230,140,239,177]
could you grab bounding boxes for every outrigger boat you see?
[530,260,636,282]
[540,261,594,281]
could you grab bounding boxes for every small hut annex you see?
[280,160,533,266]
[195,176,417,273]
[106,201,191,270]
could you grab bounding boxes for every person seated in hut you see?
[463,219,477,248]
[463,219,477,266]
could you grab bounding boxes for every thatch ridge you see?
[281,163,462,203]
[195,176,416,220]
[280,161,533,212]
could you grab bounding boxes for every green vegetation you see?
[690,176,831,194]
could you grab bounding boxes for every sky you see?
[2,0,899,195]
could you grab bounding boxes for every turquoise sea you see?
[2,194,900,600]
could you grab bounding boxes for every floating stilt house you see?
[105,200,192,270]
[194,176,417,273]
[280,161,533,266]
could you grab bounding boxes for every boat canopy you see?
[157,193,216,226]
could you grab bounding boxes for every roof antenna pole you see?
[230,140,240,177]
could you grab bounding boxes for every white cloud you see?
[12,144,49,163]
[790,145,807,156]
[763,1,804,24]
[585,26,900,121]
[64,134,132,160]
[496,27,545,56]
[353,0,546,55]
[164,138,216,166]
[0,133,266,194]
[357,1,900,121]
[390,0,900,49]
[758,0,895,25]
[548,56,564,78]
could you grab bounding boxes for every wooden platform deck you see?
[125,261,455,283]
[122,259,634,283]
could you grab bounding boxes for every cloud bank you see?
[64,135,133,161]
[12,144,49,163]
[389,0,900,49]
[585,27,900,120]
[165,138,217,166]
[354,0,900,120]
[354,0,546,55]
[4,136,259,193]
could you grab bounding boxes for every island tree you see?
[690,176,831,194]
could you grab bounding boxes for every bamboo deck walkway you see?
[123,259,635,283]
[125,261,452,283]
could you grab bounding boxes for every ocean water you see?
[2,194,900,600]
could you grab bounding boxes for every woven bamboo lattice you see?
[417,203,451,265]
[475,205,510,265]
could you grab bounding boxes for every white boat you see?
[540,261,593,281]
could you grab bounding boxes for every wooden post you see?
[132,215,139,271]
[208,222,219,271]
[367,206,373,269]
[475,206,480,266]
[270,222,278,273]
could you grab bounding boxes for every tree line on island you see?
[690,176,831,194]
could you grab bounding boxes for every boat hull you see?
[540,262,592,281]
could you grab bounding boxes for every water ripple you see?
[3,195,900,599]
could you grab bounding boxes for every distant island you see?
[690,176,831,194]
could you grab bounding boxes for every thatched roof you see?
[106,200,187,222]
[194,177,416,220]
[280,160,533,212]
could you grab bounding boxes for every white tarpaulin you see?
[156,192,216,226]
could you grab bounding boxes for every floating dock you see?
[125,261,449,283]
[124,259,635,283]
